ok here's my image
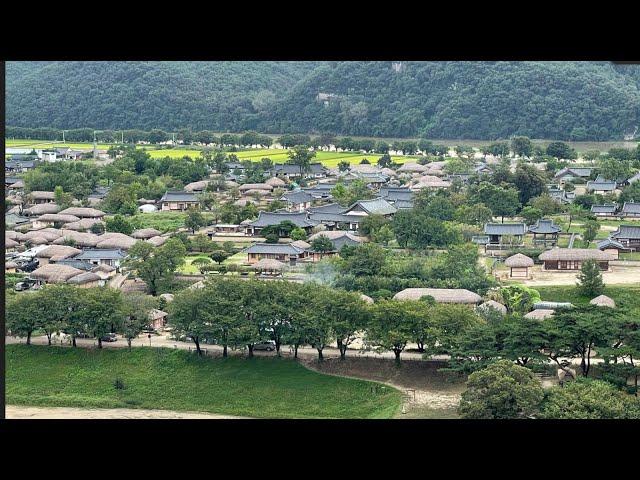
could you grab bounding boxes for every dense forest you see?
[6,61,640,140]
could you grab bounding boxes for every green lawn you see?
[6,345,401,419]
[535,285,640,311]
[130,211,211,232]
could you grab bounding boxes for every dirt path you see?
[5,405,244,419]
[299,356,464,417]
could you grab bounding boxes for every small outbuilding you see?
[393,288,482,305]
[251,258,286,276]
[476,300,507,316]
[524,309,555,320]
[504,253,534,278]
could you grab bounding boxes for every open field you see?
[6,344,401,419]
[5,139,113,150]
[6,405,242,419]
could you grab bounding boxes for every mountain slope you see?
[6,61,640,140]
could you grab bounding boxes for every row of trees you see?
[168,277,479,363]
[6,286,156,349]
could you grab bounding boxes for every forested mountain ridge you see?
[6,61,640,140]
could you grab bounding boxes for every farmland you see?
[6,344,402,419]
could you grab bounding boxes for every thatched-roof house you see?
[477,300,507,315]
[30,264,85,283]
[132,228,162,239]
[29,236,50,245]
[6,261,18,273]
[291,240,311,250]
[24,203,61,216]
[184,180,210,192]
[24,229,62,242]
[266,177,287,187]
[244,189,269,197]
[5,238,19,250]
[35,213,81,227]
[58,207,106,219]
[6,231,28,242]
[539,248,615,271]
[524,309,554,320]
[251,258,286,275]
[239,183,273,192]
[95,233,137,250]
[67,271,103,287]
[27,191,56,204]
[35,245,83,265]
[393,288,482,305]
[397,162,428,173]
[146,236,168,247]
[159,293,175,303]
[589,295,616,308]
[504,253,534,278]
[64,218,105,232]
[53,231,100,248]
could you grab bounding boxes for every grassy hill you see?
[6,61,640,140]
[6,345,401,419]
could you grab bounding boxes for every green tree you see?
[185,207,206,234]
[454,203,493,227]
[546,141,576,159]
[310,235,334,259]
[192,257,212,273]
[105,214,134,235]
[520,206,542,225]
[79,288,124,348]
[582,219,600,246]
[290,227,307,241]
[124,239,187,295]
[373,224,394,246]
[6,294,41,345]
[367,300,419,364]
[458,360,544,419]
[120,293,156,349]
[541,379,640,419]
[210,250,230,265]
[511,136,533,157]
[287,145,316,178]
[577,259,605,297]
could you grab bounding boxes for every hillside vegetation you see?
[6,345,401,419]
[6,61,640,140]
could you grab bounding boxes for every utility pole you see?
[93,131,98,159]
[62,130,66,143]
[121,131,124,144]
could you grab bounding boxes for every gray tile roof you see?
[344,198,397,216]
[307,203,346,214]
[160,191,200,202]
[611,225,640,240]
[591,204,617,214]
[309,212,362,224]
[243,243,306,255]
[282,190,314,204]
[74,249,126,260]
[554,167,593,178]
[484,223,527,236]
[587,180,616,191]
[528,219,562,234]
[378,187,413,202]
[621,202,640,215]
[249,211,318,228]
[597,238,626,250]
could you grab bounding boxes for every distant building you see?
[610,225,640,252]
[159,191,200,211]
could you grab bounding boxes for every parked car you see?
[100,333,118,342]
[253,340,276,351]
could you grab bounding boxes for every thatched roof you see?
[539,248,615,261]
[58,207,106,218]
[234,198,252,207]
[67,272,102,285]
[184,180,210,192]
[24,229,62,242]
[590,295,616,308]
[244,189,269,196]
[291,240,311,250]
[64,218,104,231]
[53,231,100,247]
[29,236,50,245]
[524,309,554,320]
[393,288,482,304]
[159,293,175,303]
[24,203,61,216]
[239,183,273,191]
[37,213,81,224]
[132,228,162,239]
[5,238,19,248]
[360,294,374,304]
[251,258,286,271]
[6,231,29,242]
[31,264,85,283]
[477,300,507,315]
[6,261,18,269]
[149,309,168,320]
[397,162,428,173]
[266,177,287,187]
[95,233,137,250]
[146,236,168,247]
[504,253,534,267]
[28,191,56,201]
[92,264,116,273]
[36,245,82,259]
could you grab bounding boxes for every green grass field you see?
[535,285,640,311]
[5,139,113,150]
[6,345,401,419]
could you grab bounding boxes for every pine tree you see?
[577,259,605,297]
